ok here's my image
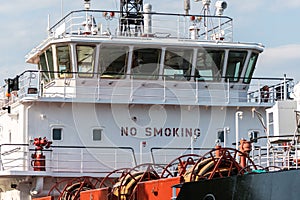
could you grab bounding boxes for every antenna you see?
[184,0,190,15]
[202,0,211,16]
[61,0,64,18]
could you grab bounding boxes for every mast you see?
[119,0,144,36]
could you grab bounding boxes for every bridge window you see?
[243,53,258,84]
[226,51,247,82]
[57,45,72,78]
[99,45,129,79]
[195,50,224,81]
[130,48,161,79]
[39,48,54,83]
[164,49,193,81]
[76,45,96,78]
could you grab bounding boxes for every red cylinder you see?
[215,145,222,158]
[32,153,46,171]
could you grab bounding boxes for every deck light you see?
[215,1,227,15]
[84,0,91,10]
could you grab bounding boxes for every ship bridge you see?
[22,39,270,106]
[0,0,299,199]
[0,7,292,107]
[0,2,296,194]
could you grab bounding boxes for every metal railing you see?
[250,135,300,171]
[0,144,137,173]
[26,10,233,61]
[46,10,233,40]
[0,70,293,107]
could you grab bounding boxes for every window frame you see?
[51,127,63,141]
[130,47,161,80]
[76,44,96,78]
[194,49,225,82]
[92,128,103,141]
[98,45,129,79]
[163,48,193,81]
[56,45,73,79]
[243,52,259,84]
[225,50,248,82]
[39,47,54,83]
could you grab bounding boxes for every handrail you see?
[0,70,294,107]
[42,9,234,45]
[10,69,294,82]
[49,9,233,32]
[249,134,300,170]
[0,144,137,172]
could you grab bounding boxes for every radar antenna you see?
[120,0,144,36]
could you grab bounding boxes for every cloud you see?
[255,44,300,81]
[260,44,300,65]
[230,0,265,12]
[272,0,300,9]
[0,1,54,14]
[228,0,300,14]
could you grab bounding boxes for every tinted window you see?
[99,45,129,79]
[244,53,258,84]
[93,129,102,141]
[39,48,54,83]
[57,45,72,78]
[226,51,247,82]
[164,49,193,81]
[52,128,62,141]
[195,49,224,82]
[130,48,161,80]
[77,45,96,78]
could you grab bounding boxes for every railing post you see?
[163,77,166,102]
[37,71,41,97]
[0,145,3,171]
[50,149,53,172]
[296,138,298,169]
[130,76,133,102]
[195,78,198,103]
[227,80,230,103]
[177,16,180,39]
[258,80,261,104]
[80,149,83,173]
[115,149,117,169]
[63,76,66,99]
[284,74,287,100]
[259,147,262,166]
[97,77,100,101]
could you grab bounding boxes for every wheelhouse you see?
[34,42,261,84]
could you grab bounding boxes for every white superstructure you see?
[0,0,296,199]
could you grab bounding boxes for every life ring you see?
[260,85,269,102]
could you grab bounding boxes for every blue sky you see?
[0,0,299,84]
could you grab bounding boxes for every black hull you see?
[177,169,300,200]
